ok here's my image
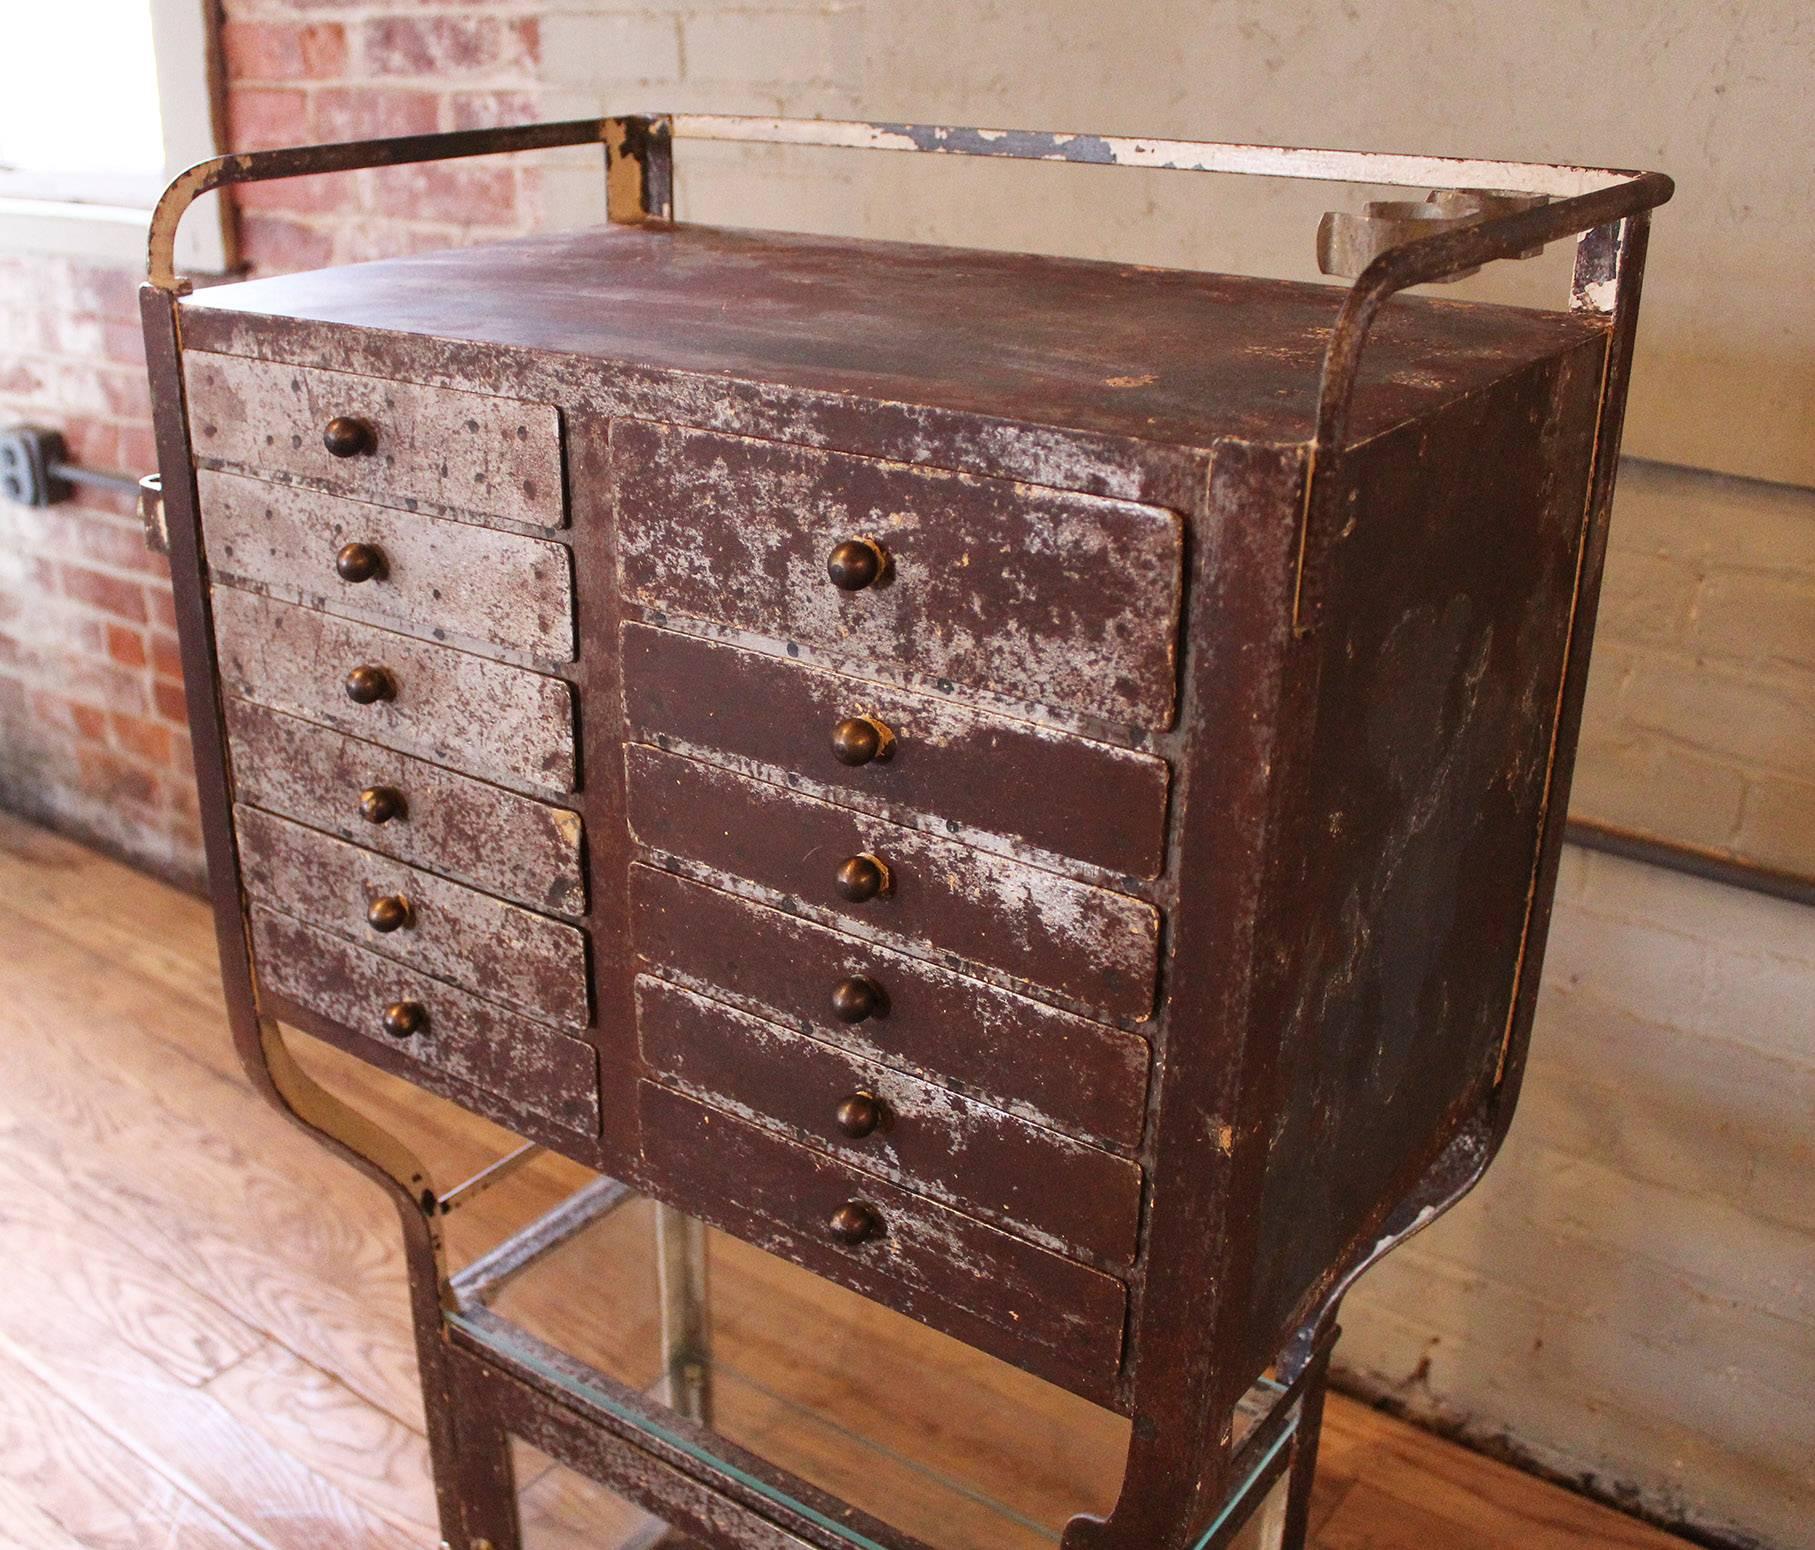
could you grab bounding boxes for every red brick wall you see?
[0,4,547,888]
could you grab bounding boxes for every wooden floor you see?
[0,809,1696,1550]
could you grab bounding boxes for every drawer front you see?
[614,421,1183,732]
[637,1082,1125,1403]
[626,745,1159,1021]
[631,866,1148,1150]
[226,700,585,918]
[252,907,598,1135]
[638,976,1141,1264]
[622,623,1169,879]
[213,587,576,794]
[200,470,575,661]
[237,806,589,1030]
[187,353,564,529]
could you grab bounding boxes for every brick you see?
[237,213,337,276]
[235,173,356,218]
[29,690,108,744]
[149,629,185,681]
[152,677,192,726]
[679,6,863,87]
[1735,773,1815,882]
[1596,548,1697,648]
[541,12,681,86]
[313,86,440,142]
[105,623,148,670]
[222,20,348,81]
[109,710,174,766]
[58,563,148,624]
[445,91,539,131]
[228,86,311,151]
[361,16,538,79]
[1691,572,1815,674]
[1621,649,1814,784]
[75,745,158,809]
[367,163,520,226]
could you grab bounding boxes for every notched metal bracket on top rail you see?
[146,113,1671,634]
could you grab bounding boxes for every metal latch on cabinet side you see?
[1318,188,1551,280]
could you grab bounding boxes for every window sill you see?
[0,191,232,276]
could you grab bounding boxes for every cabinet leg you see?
[450,1406,523,1550]
[1278,1345,1335,1550]
[654,1204,714,1427]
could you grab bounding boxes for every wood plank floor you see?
[0,810,1695,1549]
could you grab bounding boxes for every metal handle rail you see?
[149,113,1673,630]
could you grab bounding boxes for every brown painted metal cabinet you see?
[143,115,1669,1550]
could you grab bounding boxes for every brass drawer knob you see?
[335,542,385,584]
[835,1092,885,1139]
[827,1201,881,1245]
[323,415,375,459]
[830,974,884,1024]
[359,785,405,825]
[344,664,394,705]
[834,853,891,903]
[382,1000,426,1039]
[826,538,886,592]
[831,715,894,767]
[366,894,413,933]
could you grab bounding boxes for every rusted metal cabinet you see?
[143,117,1669,1550]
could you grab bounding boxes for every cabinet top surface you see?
[183,221,1604,452]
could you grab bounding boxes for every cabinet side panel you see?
[1242,337,1608,1362]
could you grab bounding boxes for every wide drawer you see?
[614,420,1183,732]
[638,976,1141,1264]
[631,866,1148,1151]
[226,700,585,918]
[236,805,589,1031]
[212,587,576,794]
[622,623,1169,879]
[626,745,1160,1021]
[636,1081,1126,1404]
[187,353,564,529]
[200,469,575,662]
[252,906,597,1135]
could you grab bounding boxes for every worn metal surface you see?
[637,974,1142,1264]
[630,865,1150,1152]
[236,804,591,1030]
[621,623,1170,879]
[187,351,565,530]
[637,1082,1127,1405]
[224,699,586,917]
[625,744,1160,1021]
[212,586,577,793]
[616,420,1184,732]
[199,469,576,662]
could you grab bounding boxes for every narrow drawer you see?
[212,587,576,794]
[200,469,575,661]
[187,352,564,529]
[637,1082,1126,1404]
[252,907,598,1135]
[626,745,1160,1021]
[631,866,1148,1151]
[622,623,1169,879]
[638,976,1141,1264]
[226,700,585,918]
[614,421,1183,732]
[236,805,589,1031]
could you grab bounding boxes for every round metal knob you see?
[344,664,394,705]
[826,538,885,592]
[382,1000,426,1039]
[835,1092,885,1139]
[827,1201,881,1245]
[359,785,405,825]
[831,715,893,767]
[366,894,412,933]
[834,853,890,903]
[830,974,884,1024]
[322,415,375,459]
[335,541,384,583]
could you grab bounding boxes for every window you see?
[0,0,231,271]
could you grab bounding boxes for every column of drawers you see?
[612,419,1184,1400]
[188,353,600,1136]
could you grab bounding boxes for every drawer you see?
[614,421,1183,732]
[626,745,1160,1021]
[187,352,564,529]
[252,907,598,1135]
[638,976,1141,1264]
[622,623,1169,879]
[236,805,589,1031]
[631,866,1148,1151]
[226,700,585,918]
[212,587,576,794]
[637,1081,1126,1404]
[200,469,575,662]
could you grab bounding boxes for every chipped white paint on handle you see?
[211,586,577,794]
[186,351,566,529]
[225,699,585,918]
[199,470,576,662]
[236,804,591,1031]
